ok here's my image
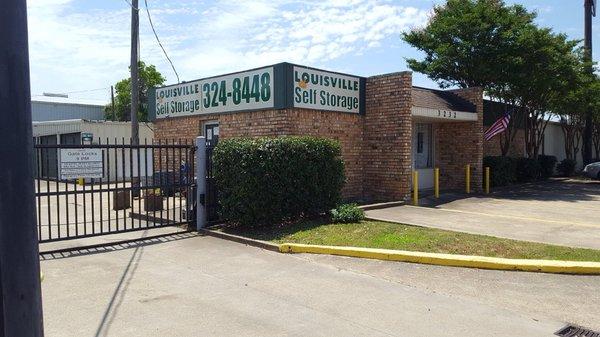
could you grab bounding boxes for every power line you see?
[144,0,180,83]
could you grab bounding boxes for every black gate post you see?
[0,0,44,335]
[196,137,207,230]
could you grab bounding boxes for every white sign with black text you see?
[292,66,361,113]
[155,67,274,118]
[59,149,104,179]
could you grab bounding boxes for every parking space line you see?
[404,205,600,229]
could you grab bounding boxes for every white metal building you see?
[33,119,154,181]
[31,97,105,121]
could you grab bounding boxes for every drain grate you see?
[555,324,600,337]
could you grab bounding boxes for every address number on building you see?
[59,149,103,180]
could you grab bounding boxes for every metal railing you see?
[34,139,196,243]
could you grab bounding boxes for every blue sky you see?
[27,0,600,104]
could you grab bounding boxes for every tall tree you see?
[553,60,599,161]
[402,0,535,91]
[105,61,165,122]
[402,0,581,158]
[593,117,600,160]
[589,79,600,160]
[402,0,536,156]
[509,27,580,158]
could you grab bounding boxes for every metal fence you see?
[34,139,196,243]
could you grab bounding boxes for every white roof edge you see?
[31,98,107,107]
[411,106,478,121]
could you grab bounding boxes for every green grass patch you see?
[224,219,600,262]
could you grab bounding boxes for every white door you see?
[413,123,434,190]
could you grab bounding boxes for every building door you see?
[204,123,219,147]
[38,135,58,178]
[413,123,434,190]
[60,132,81,145]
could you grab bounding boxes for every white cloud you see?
[27,0,428,102]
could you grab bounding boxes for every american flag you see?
[484,113,511,141]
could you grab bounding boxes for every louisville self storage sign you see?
[292,66,360,113]
[154,67,274,117]
[149,63,365,119]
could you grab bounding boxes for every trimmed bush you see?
[557,159,577,177]
[213,136,345,227]
[537,155,557,179]
[483,156,517,187]
[516,157,541,182]
[330,204,365,223]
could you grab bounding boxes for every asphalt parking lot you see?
[366,179,600,249]
[40,233,600,337]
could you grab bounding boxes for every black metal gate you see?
[34,139,196,243]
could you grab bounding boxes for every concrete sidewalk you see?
[367,180,600,250]
[41,235,565,337]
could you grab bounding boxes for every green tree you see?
[402,0,581,158]
[589,79,600,160]
[509,27,580,158]
[105,61,166,122]
[402,0,535,90]
[552,57,599,161]
[402,0,536,156]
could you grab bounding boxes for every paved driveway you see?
[40,233,600,336]
[366,179,600,249]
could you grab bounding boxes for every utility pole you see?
[130,0,140,145]
[0,0,44,336]
[583,0,596,165]
[111,85,116,121]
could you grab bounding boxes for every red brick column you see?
[363,72,413,202]
[436,87,484,191]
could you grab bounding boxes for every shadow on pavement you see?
[39,231,199,261]
[420,179,600,208]
[93,231,147,337]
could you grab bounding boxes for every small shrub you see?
[516,157,541,182]
[213,136,345,227]
[483,156,517,187]
[557,159,577,177]
[537,155,557,179]
[330,204,365,223]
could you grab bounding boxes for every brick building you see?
[150,63,483,202]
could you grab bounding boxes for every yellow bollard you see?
[465,164,471,194]
[485,167,490,194]
[434,168,440,198]
[77,177,84,186]
[412,171,419,206]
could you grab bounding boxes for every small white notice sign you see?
[59,149,103,179]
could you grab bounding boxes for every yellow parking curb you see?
[279,243,600,275]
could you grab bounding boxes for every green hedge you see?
[484,155,552,187]
[483,156,517,187]
[330,203,365,223]
[213,136,345,227]
[537,155,557,179]
[516,157,541,182]
[557,159,577,177]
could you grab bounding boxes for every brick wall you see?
[154,108,364,199]
[363,72,413,201]
[286,109,363,199]
[153,71,483,202]
[436,87,484,191]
